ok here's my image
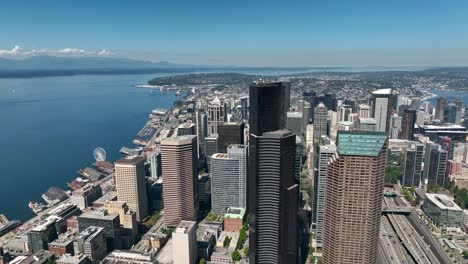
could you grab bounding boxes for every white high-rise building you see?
[207,96,225,135]
[372,88,392,132]
[210,144,247,214]
[173,221,197,264]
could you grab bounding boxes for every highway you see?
[380,196,451,264]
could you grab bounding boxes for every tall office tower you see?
[241,96,249,121]
[249,81,288,136]
[402,142,424,187]
[205,134,218,171]
[115,156,148,222]
[147,152,162,179]
[455,98,463,124]
[177,122,196,136]
[249,130,298,264]
[312,143,336,248]
[323,131,388,264]
[217,122,245,153]
[295,136,303,184]
[303,101,311,128]
[416,111,426,126]
[435,98,448,121]
[303,90,316,122]
[358,104,370,118]
[286,112,304,137]
[161,136,198,227]
[410,98,420,111]
[398,104,411,117]
[339,105,352,122]
[172,221,197,264]
[313,103,328,144]
[283,81,291,112]
[104,201,138,247]
[210,145,247,214]
[444,103,458,123]
[343,99,356,112]
[371,88,392,132]
[207,96,225,135]
[423,142,448,187]
[195,110,208,159]
[421,101,433,114]
[401,109,416,140]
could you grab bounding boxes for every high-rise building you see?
[249,81,288,136]
[241,96,249,121]
[323,131,388,264]
[402,142,424,187]
[115,156,148,222]
[312,143,336,248]
[210,145,247,214]
[303,91,316,123]
[286,112,304,137]
[358,104,370,118]
[249,130,298,264]
[313,103,328,144]
[172,221,197,264]
[303,101,311,129]
[207,97,225,135]
[423,142,448,187]
[401,109,416,140]
[339,105,352,122]
[204,134,218,171]
[195,110,208,159]
[444,103,458,124]
[28,216,60,253]
[217,122,244,153]
[161,136,198,227]
[435,98,448,121]
[295,136,303,185]
[147,152,162,179]
[104,201,138,248]
[177,122,196,136]
[371,88,392,132]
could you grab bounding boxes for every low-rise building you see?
[56,254,91,264]
[74,226,107,263]
[196,224,217,261]
[20,250,55,264]
[77,209,121,251]
[223,207,245,232]
[423,193,463,228]
[101,250,157,264]
[48,230,77,256]
[173,221,197,264]
[71,184,103,209]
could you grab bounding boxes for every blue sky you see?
[1,0,468,66]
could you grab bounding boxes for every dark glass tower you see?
[249,81,297,263]
[401,109,416,140]
[249,81,288,136]
[250,130,298,263]
[217,122,245,153]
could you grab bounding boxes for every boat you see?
[176,90,181,96]
[28,201,47,215]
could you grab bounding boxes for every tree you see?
[463,250,468,259]
[236,229,247,249]
[244,245,249,256]
[232,250,241,262]
[199,258,206,264]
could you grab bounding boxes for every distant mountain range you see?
[0,56,197,70]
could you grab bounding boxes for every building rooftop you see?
[115,155,145,165]
[337,131,387,157]
[287,112,303,118]
[425,193,462,211]
[372,88,392,95]
[224,207,245,219]
[359,118,377,124]
[56,254,89,264]
[421,124,466,130]
[31,215,61,232]
[161,135,196,145]
[79,209,119,221]
[175,221,196,234]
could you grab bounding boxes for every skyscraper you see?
[312,143,336,248]
[249,130,298,264]
[435,98,448,121]
[286,112,304,137]
[371,88,392,132]
[249,81,288,136]
[402,142,424,187]
[313,103,328,144]
[161,136,198,227]
[358,104,370,118]
[210,145,247,214]
[217,122,245,153]
[172,221,197,264]
[323,131,388,264]
[207,96,225,135]
[248,81,298,263]
[444,103,458,124]
[115,156,148,222]
[195,109,208,159]
[423,142,448,187]
[401,109,416,140]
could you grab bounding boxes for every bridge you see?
[382,206,412,214]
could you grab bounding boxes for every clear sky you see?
[1,0,468,67]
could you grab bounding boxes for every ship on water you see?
[28,201,47,215]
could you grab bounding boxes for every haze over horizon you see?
[1,0,468,67]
